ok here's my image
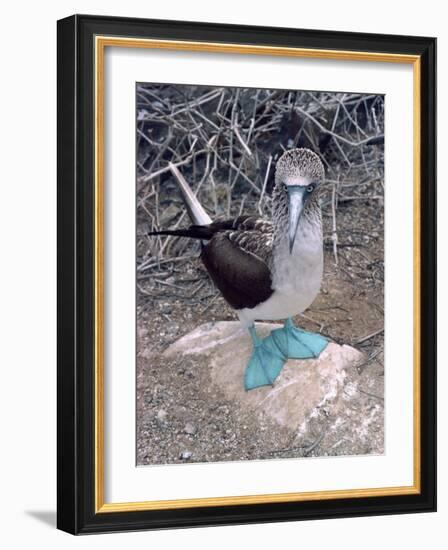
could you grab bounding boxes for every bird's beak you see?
[287,186,307,254]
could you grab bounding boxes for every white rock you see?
[156,409,168,424]
[184,422,197,435]
[180,451,192,460]
[164,321,365,432]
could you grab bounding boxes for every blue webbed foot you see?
[270,318,328,359]
[244,326,286,391]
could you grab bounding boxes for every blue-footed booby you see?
[150,148,328,390]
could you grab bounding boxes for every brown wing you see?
[204,216,274,266]
[227,229,273,266]
[201,232,273,310]
[208,215,273,236]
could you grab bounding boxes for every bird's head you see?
[275,148,325,253]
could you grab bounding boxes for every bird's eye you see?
[283,183,288,192]
[307,184,315,193]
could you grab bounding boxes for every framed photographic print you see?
[57,14,436,534]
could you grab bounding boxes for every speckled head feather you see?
[271,148,324,245]
[275,148,325,186]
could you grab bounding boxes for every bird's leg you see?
[269,317,328,360]
[244,325,286,391]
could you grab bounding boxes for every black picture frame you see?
[57,14,436,534]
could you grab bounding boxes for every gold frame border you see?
[94,36,422,514]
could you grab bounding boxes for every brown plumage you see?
[150,215,275,310]
[200,217,274,309]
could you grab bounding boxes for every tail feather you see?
[169,163,212,226]
[148,225,214,240]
